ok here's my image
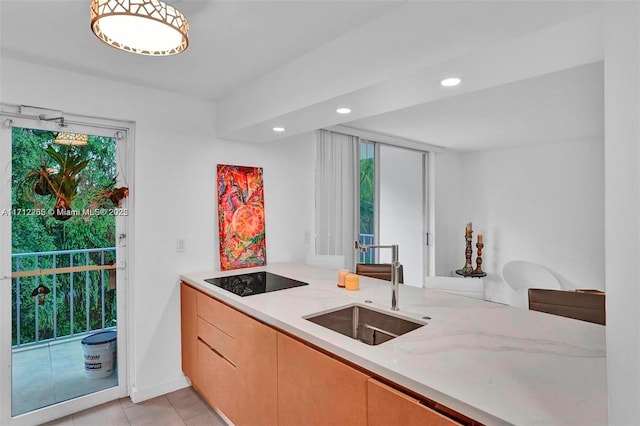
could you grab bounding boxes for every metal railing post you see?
[70,252,74,336]
[85,252,90,333]
[100,251,105,330]
[16,258,21,347]
[53,254,57,339]
[35,254,39,343]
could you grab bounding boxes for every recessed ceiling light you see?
[440,77,462,87]
[336,108,352,114]
[272,127,286,132]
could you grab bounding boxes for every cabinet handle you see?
[198,337,236,368]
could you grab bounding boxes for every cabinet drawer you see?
[196,292,243,337]
[197,316,238,365]
[197,339,238,422]
[367,379,461,426]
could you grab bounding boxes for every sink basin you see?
[305,304,425,345]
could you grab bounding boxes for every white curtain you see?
[314,129,359,271]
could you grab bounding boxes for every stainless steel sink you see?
[305,304,425,345]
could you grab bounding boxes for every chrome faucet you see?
[355,241,401,311]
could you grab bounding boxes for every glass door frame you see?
[0,107,134,425]
[359,140,429,286]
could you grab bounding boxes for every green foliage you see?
[44,145,90,202]
[11,127,118,346]
[360,156,375,235]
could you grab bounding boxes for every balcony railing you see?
[359,233,375,263]
[11,247,117,348]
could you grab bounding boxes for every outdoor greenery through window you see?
[11,127,117,346]
[359,141,375,263]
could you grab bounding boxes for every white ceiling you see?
[0,0,400,99]
[346,62,604,151]
[0,1,605,151]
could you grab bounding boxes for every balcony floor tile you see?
[12,337,117,416]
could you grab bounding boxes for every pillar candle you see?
[337,269,349,288]
[345,273,360,291]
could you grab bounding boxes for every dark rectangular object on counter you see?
[205,272,308,297]
[528,288,605,325]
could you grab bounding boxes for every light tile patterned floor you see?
[13,339,225,425]
[44,387,227,426]
[12,338,117,416]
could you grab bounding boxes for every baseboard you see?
[129,375,191,403]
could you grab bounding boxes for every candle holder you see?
[455,230,474,276]
[473,242,486,276]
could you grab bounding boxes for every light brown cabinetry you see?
[368,378,461,426]
[234,311,278,426]
[197,338,238,420]
[180,283,198,380]
[277,333,368,426]
[181,281,478,426]
[181,282,277,426]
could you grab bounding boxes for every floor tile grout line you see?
[168,392,210,421]
[121,401,135,425]
[165,395,188,420]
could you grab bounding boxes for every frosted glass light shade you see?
[55,132,89,146]
[90,0,189,56]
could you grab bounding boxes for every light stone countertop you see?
[180,263,607,426]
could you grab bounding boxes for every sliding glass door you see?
[358,140,428,287]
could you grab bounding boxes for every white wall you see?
[259,131,316,263]
[0,57,314,402]
[435,139,605,305]
[433,151,465,277]
[604,3,640,424]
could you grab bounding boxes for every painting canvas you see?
[217,164,266,270]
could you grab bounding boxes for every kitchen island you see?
[180,263,607,425]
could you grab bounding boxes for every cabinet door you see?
[236,318,278,426]
[278,333,368,426]
[180,283,198,381]
[367,379,461,426]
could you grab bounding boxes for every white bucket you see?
[81,331,117,379]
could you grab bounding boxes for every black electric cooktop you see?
[205,272,308,297]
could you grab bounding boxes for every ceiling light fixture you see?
[273,127,286,133]
[90,0,189,56]
[55,132,89,146]
[440,77,462,87]
[336,108,352,114]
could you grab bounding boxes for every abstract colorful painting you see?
[217,164,266,270]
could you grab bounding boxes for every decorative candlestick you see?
[456,223,474,276]
[473,240,485,276]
